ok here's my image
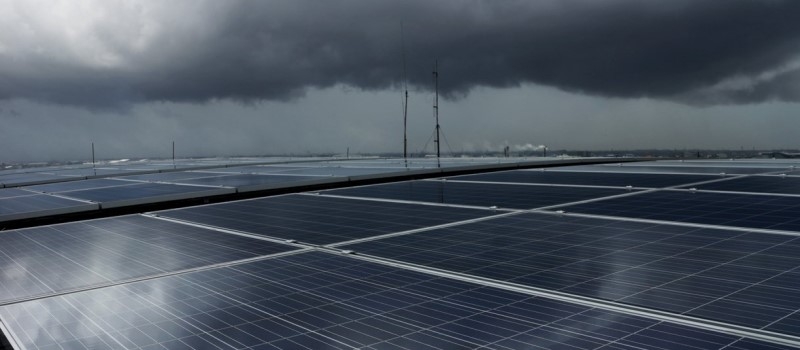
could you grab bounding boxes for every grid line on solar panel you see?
[340,212,800,337]
[170,174,334,188]
[324,180,639,209]
[0,251,790,350]
[0,215,298,304]
[56,182,233,206]
[680,176,800,196]
[554,165,784,175]
[0,188,39,199]
[561,190,800,232]
[0,194,97,222]
[23,179,140,194]
[451,170,720,189]
[156,194,496,245]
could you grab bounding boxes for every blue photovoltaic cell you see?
[0,251,783,350]
[342,212,800,335]
[562,190,800,232]
[683,175,800,195]
[173,174,327,187]
[59,182,220,203]
[326,180,634,209]
[158,194,493,245]
[454,170,716,188]
[0,194,91,220]
[0,215,296,303]
[24,178,136,193]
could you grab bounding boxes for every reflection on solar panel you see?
[683,175,800,195]
[0,215,297,304]
[157,194,495,245]
[0,251,787,350]
[340,212,800,335]
[326,180,635,209]
[454,170,716,188]
[562,190,800,232]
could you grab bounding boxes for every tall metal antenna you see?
[433,60,440,168]
[172,141,176,169]
[91,142,96,176]
[401,22,409,166]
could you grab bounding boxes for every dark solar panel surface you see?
[454,170,715,188]
[562,190,800,232]
[0,215,296,303]
[684,175,800,195]
[174,174,326,187]
[341,212,800,335]
[59,182,219,203]
[326,181,634,209]
[158,194,493,245]
[0,194,90,218]
[0,251,781,350]
[24,178,136,193]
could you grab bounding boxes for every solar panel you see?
[173,174,331,187]
[116,171,223,182]
[0,251,785,350]
[0,173,72,187]
[58,182,234,207]
[0,215,297,304]
[682,175,800,195]
[23,178,137,193]
[0,194,97,222]
[156,194,496,245]
[556,165,783,175]
[561,190,800,232]
[453,170,716,188]
[325,180,636,209]
[340,212,800,335]
[0,188,36,199]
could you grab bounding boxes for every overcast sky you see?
[2,0,800,162]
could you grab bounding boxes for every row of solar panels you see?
[0,157,635,225]
[0,156,547,188]
[2,159,800,349]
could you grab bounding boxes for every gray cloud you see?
[2,0,800,108]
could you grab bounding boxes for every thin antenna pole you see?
[172,141,176,169]
[401,23,409,165]
[433,60,440,168]
[91,142,96,176]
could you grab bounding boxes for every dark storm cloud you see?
[2,0,800,108]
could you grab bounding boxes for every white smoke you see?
[513,143,546,151]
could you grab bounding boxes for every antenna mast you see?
[401,23,409,165]
[433,60,440,168]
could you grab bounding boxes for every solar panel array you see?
[1,157,563,225]
[3,158,800,349]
